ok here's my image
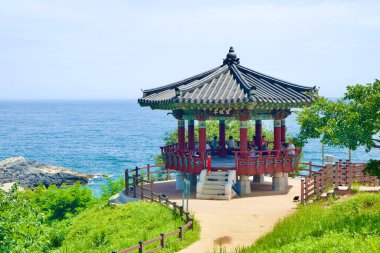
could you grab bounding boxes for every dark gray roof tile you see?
[138,50,316,108]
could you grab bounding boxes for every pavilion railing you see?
[160,143,303,175]
[233,148,302,176]
[300,160,379,204]
[160,146,206,174]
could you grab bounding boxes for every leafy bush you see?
[22,182,94,221]
[100,176,125,198]
[0,184,49,252]
[363,159,380,178]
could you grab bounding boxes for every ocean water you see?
[0,100,378,194]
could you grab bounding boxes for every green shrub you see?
[100,176,125,198]
[1,182,200,253]
[363,159,380,178]
[23,182,94,221]
[0,184,49,252]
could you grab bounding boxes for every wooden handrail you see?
[116,175,194,253]
[300,161,379,204]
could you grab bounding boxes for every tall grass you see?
[239,193,380,253]
[55,201,200,253]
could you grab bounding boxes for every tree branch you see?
[371,139,380,148]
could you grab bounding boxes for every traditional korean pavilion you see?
[138,47,317,195]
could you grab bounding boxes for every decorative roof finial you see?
[223,46,240,65]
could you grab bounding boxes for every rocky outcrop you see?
[0,156,94,189]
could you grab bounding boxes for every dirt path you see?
[154,176,301,253]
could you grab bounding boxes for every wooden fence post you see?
[301,179,305,204]
[125,169,129,194]
[147,164,150,181]
[179,226,183,240]
[133,175,137,198]
[135,166,139,180]
[173,202,177,212]
[150,180,154,201]
[309,161,312,177]
[180,206,184,217]
[139,241,143,253]
[158,194,162,203]
[165,197,169,206]
[141,178,144,200]
[160,233,165,248]
[189,218,194,230]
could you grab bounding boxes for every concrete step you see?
[202,189,226,195]
[203,184,225,190]
[206,177,228,182]
[204,180,226,186]
[197,193,230,200]
[210,171,229,176]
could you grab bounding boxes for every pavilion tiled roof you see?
[138,47,317,109]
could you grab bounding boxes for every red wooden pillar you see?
[188,120,195,150]
[281,119,286,143]
[255,120,262,148]
[198,120,206,156]
[274,119,282,150]
[219,120,226,150]
[178,120,185,150]
[240,121,248,153]
[239,110,250,157]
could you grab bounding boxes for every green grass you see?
[239,193,380,253]
[55,201,200,253]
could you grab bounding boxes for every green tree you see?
[295,80,380,176]
[296,80,380,151]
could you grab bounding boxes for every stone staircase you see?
[196,170,237,200]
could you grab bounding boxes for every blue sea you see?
[0,100,378,194]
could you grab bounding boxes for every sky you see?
[0,0,379,100]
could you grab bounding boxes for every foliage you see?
[164,120,274,145]
[56,201,200,253]
[363,159,380,178]
[295,80,380,151]
[239,193,380,253]
[22,182,94,221]
[154,153,164,166]
[0,184,49,253]
[1,180,200,253]
[100,176,125,198]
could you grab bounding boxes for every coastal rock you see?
[0,156,94,189]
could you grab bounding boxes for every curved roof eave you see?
[142,66,221,97]
[236,65,316,92]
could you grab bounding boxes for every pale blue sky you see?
[0,0,379,100]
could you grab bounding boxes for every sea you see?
[0,100,378,195]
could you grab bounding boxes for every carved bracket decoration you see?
[195,110,207,121]
[238,109,250,121]
[272,109,291,120]
[173,110,184,120]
